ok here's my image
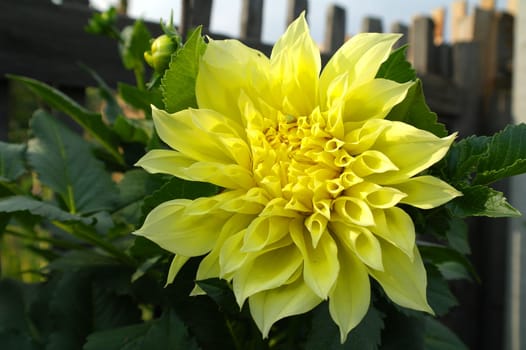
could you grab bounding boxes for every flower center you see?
[252,109,357,217]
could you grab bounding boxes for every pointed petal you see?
[191,214,255,295]
[166,254,190,286]
[136,150,255,190]
[196,39,274,126]
[371,207,415,259]
[393,176,463,209]
[249,278,322,338]
[368,123,457,184]
[270,12,320,115]
[331,222,383,271]
[233,244,303,306]
[368,242,433,314]
[290,218,339,299]
[320,33,401,109]
[134,196,231,256]
[342,79,413,123]
[152,106,250,168]
[329,243,371,343]
[242,215,291,252]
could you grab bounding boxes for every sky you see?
[90,0,509,45]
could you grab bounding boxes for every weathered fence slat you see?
[324,5,346,53]
[241,0,263,40]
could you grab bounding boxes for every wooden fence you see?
[0,0,519,348]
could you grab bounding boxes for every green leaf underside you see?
[376,45,416,84]
[0,142,26,182]
[448,185,520,218]
[27,111,118,214]
[7,75,123,165]
[0,195,91,223]
[162,27,207,113]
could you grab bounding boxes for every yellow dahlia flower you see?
[135,14,461,342]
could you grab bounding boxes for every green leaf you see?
[386,80,448,137]
[141,177,217,219]
[419,244,477,281]
[448,185,520,218]
[83,322,151,350]
[140,310,200,350]
[118,82,164,113]
[27,110,118,214]
[474,123,526,185]
[436,134,489,183]
[162,27,206,113]
[426,266,458,316]
[305,303,384,350]
[197,278,239,315]
[119,20,151,71]
[81,63,123,124]
[113,115,150,144]
[424,317,468,350]
[0,142,26,182]
[376,45,416,83]
[0,195,91,223]
[380,311,425,350]
[7,75,123,165]
[446,217,470,255]
[47,250,120,271]
[47,271,93,350]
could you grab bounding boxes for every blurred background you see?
[1,0,525,349]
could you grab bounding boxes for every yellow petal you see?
[331,222,383,271]
[152,106,250,168]
[342,79,413,123]
[392,176,462,209]
[242,216,291,252]
[270,12,320,116]
[369,241,433,314]
[233,244,303,306]
[219,229,248,278]
[328,243,371,343]
[191,214,255,295]
[371,207,415,259]
[134,196,231,256]
[320,33,402,109]
[166,254,190,286]
[350,150,399,178]
[368,123,457,184]
[333,196,375,226]
[196,39,274,126]
[249,278,322,338]
[290,218,339,299]
[136,150,255,190]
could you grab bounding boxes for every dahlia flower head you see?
[135,13,461,342]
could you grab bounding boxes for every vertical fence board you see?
[241,0,263,40]
[390,22,408,49]
[361,16,383,33]
[181,0,212,38]
[432,7,446,45]
[410,16,436,74]
[287,0,307,25]
[324,5,346,53]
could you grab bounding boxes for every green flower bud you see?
[144,34,177,73]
